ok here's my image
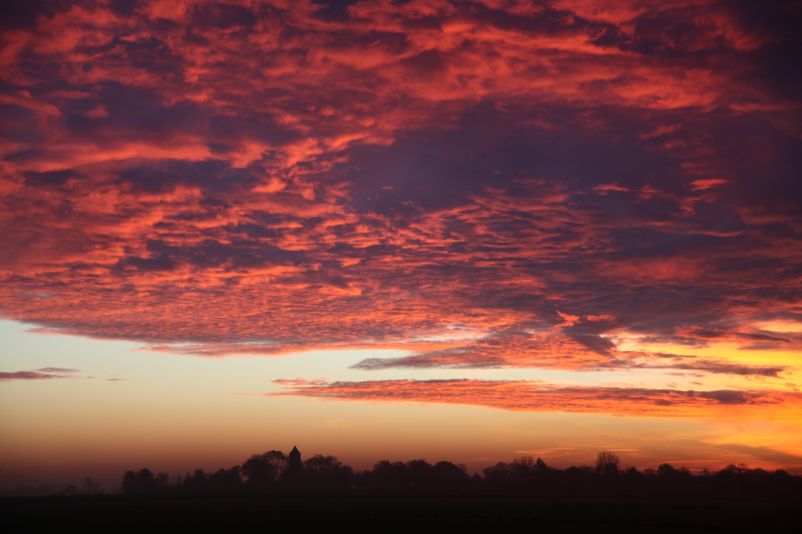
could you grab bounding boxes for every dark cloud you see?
[714,443,802,466]
[0,0,64,31]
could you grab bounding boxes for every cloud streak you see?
[0,368,80,381]
[272,378,801,418]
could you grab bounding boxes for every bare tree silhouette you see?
[596,451,620,476]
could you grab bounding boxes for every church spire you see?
[288,444,302,471]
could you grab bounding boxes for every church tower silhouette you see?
[288,445,302,471]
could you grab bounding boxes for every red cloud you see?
[272,378,800,418]
[0,0,799,395]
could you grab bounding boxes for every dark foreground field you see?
[2,493,798,532]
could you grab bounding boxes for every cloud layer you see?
[1,1,801,414]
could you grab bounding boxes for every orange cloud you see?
[273,378,802,419]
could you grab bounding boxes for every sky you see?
[1,0,801,489]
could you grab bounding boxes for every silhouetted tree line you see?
[479,452,801,500]
[1,477,103,498]
[120,450,802,500]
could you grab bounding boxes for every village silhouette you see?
[112,445,801,500]
[6,445,799,531]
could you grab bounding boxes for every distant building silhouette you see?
[288,445,303,471]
